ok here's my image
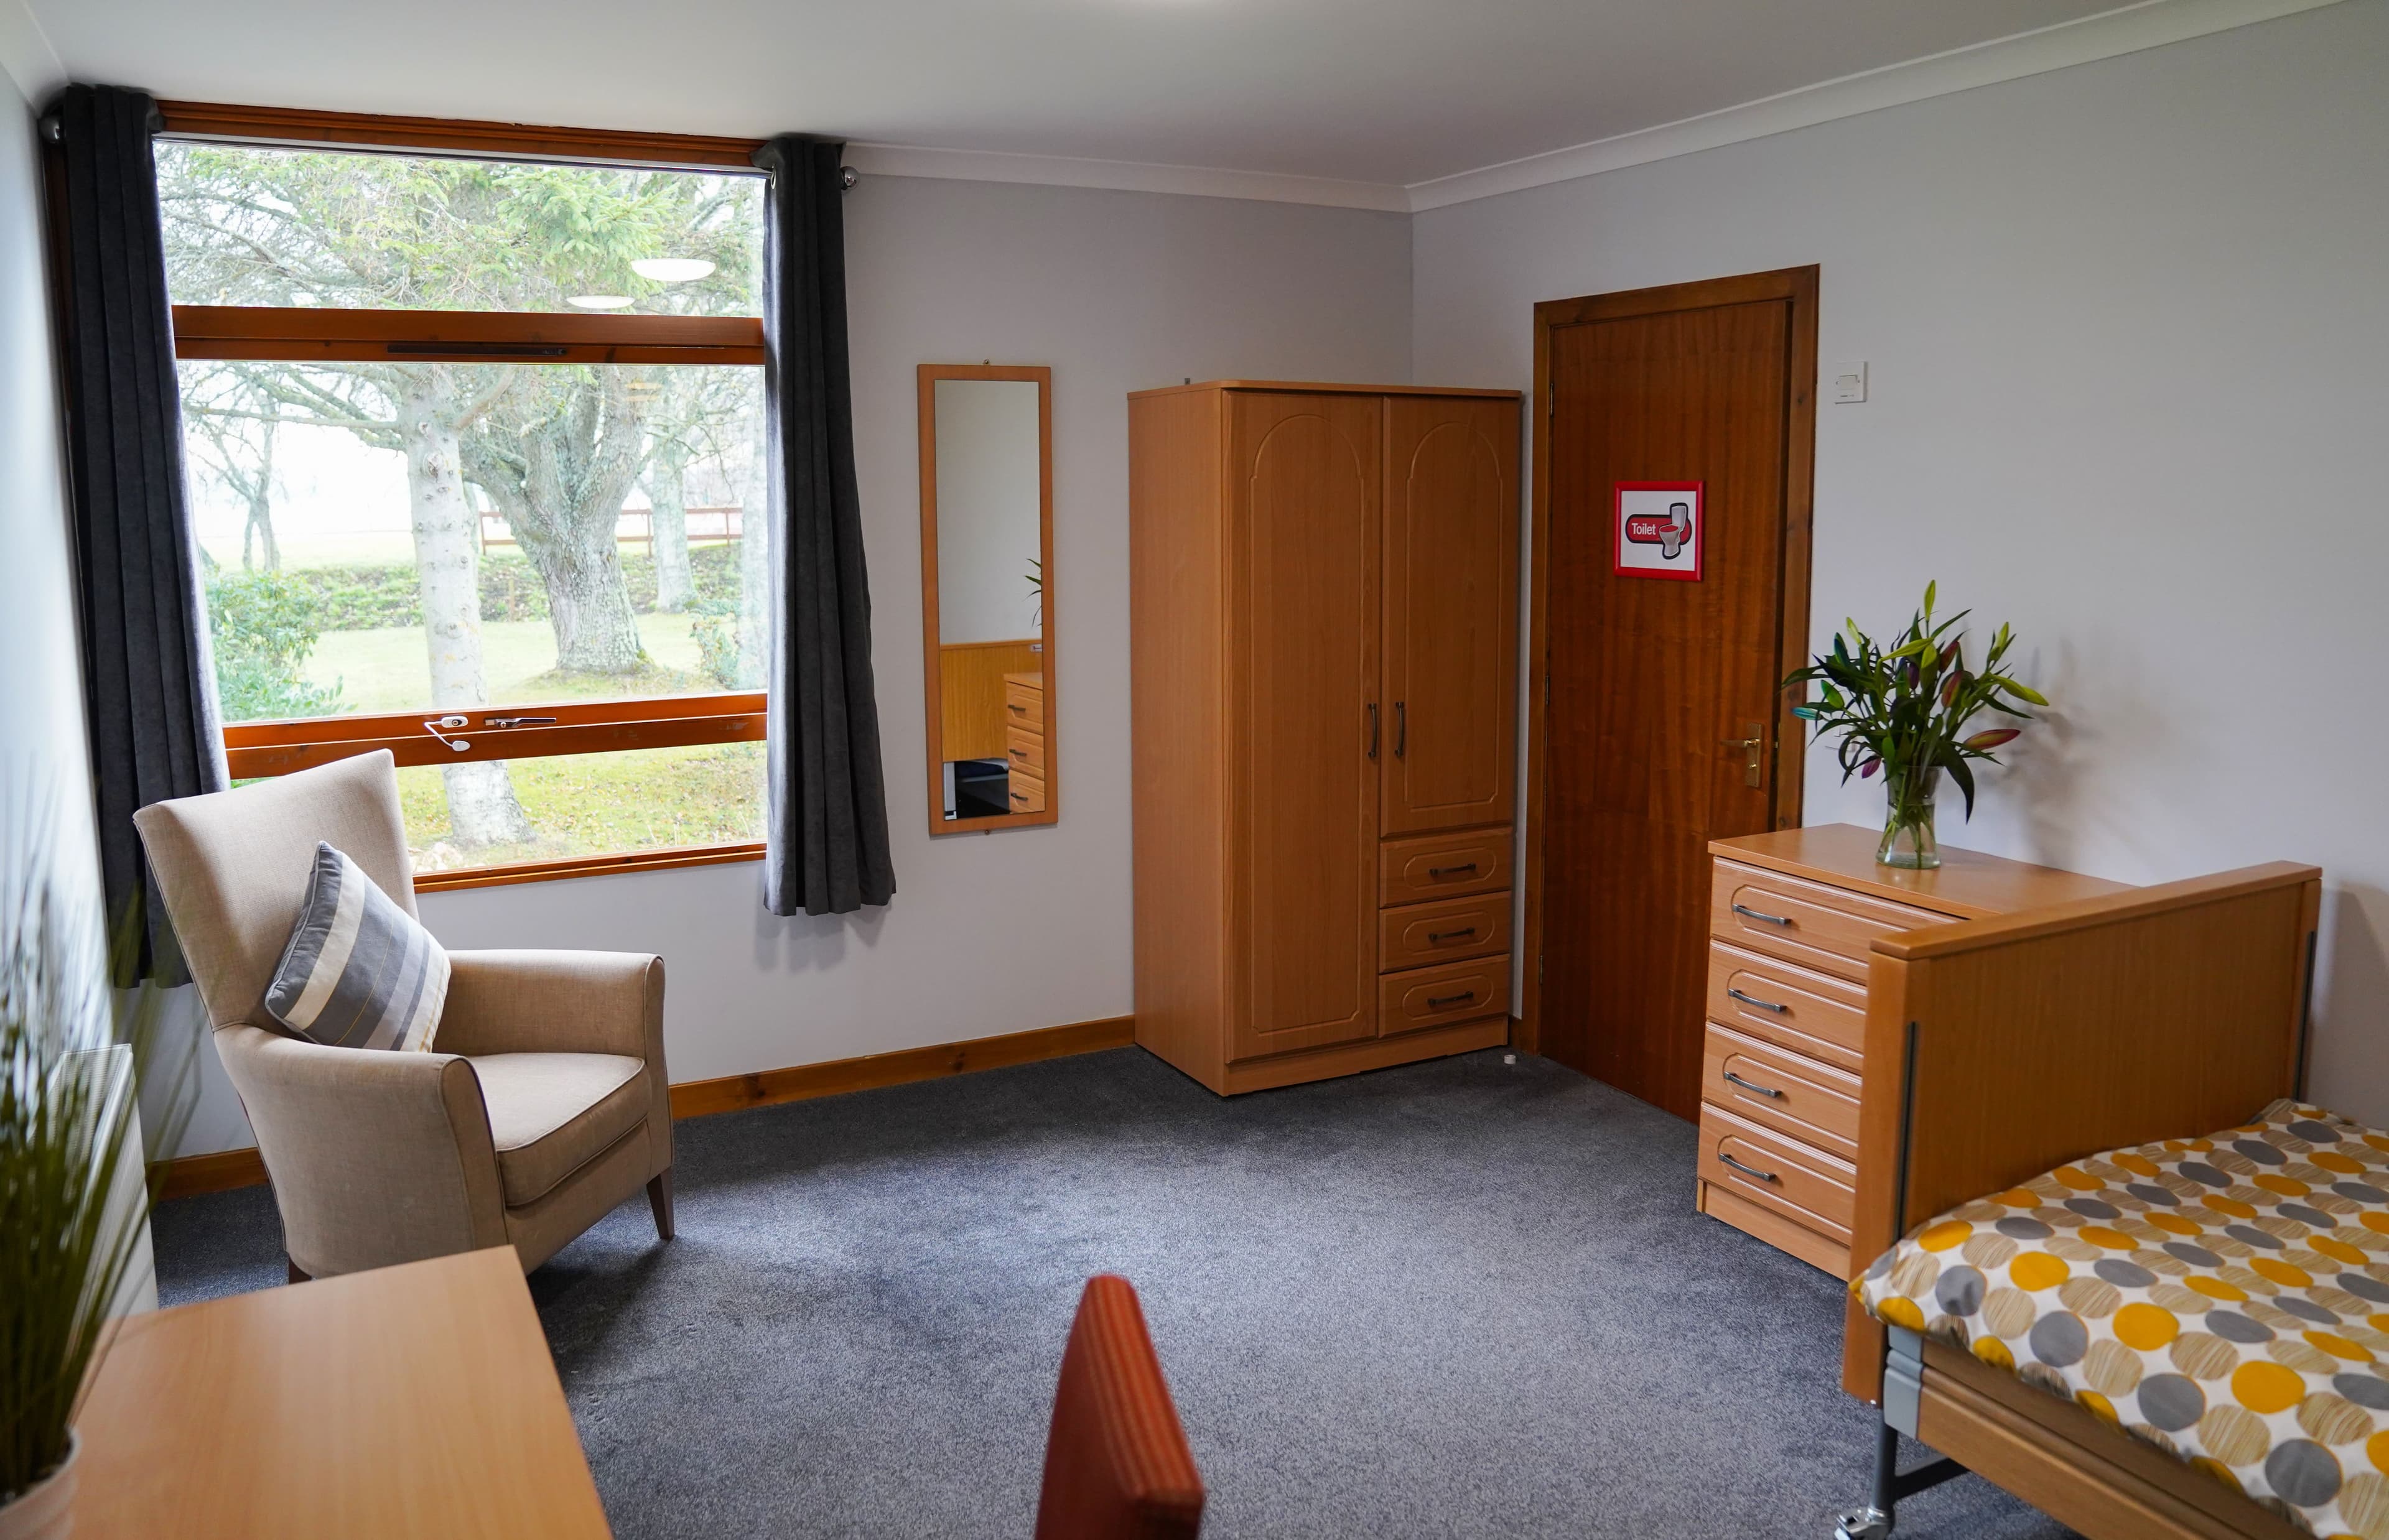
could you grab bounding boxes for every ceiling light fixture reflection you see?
[631,257,715,283]
[567,295,634,310]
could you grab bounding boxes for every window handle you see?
[1723,1070,1785,1100]
[483,715,556,729]
[423,715,470,753]
[1732,902,1792,927]
[1726,987,1789,1014]
[1718,1151,1779,1184]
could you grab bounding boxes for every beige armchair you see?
[134,750,674,1280]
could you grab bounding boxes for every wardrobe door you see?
[1381,396,1519,835]
[1229,391,1383,1059]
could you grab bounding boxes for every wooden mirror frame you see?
[918,364,1056,834]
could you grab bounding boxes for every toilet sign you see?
[1614,481,1703,581]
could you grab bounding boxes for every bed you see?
[1834,861,2327,1540]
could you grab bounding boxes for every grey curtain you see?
[47,84,227,978]
[750,136,893,916]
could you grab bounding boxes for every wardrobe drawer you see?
[1007,769,1047,814]
[1380,827,1512,906]
[1379,893,1511,972]
[1004,682,1045,731]
[1700,1023,1861,1161]
[1704,941,1868,1074]
[1710,859,1952,982]
[1379,955,1510,1036]
[1697,1102,1855,1240]
[1005,724,1047,778]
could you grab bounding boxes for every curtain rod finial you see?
[839,165,859,191]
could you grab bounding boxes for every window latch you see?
[483,715,557,729]
[424,715,472,753]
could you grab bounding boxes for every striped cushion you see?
[263,842,448,1052]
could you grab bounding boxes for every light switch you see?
[1830,361,1868,404]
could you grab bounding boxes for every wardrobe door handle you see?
[1723,1070,1785,1100]
[1428,862,1479,879]
[1718,1151,1779,1184]
[1726,987,1789,1014]
[1732,902,1793,927]
[1367,703,1380,759]
[1427,927,1477,945]
[1394,700,1406,759]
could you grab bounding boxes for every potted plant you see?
[1782,583,2046,869]
[2,828,190,1540]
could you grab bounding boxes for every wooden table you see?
[72,1246,611,1538]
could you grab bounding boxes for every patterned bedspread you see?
[1857,1100,2389,1537]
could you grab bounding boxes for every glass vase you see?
[1876,767,1940,870]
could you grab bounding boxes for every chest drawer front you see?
[1379,893,1511,972]
[1007,769,1047,814]
[1705,942,1868,1072]
[1697,1103,1856,1239]
[1005,723,1047,777]
[1004,682,1045,731]
[1380,827,1512,906]
[1701,1023,1861,1159]
[1379,955,1510,1035]
[1710,859,1952,981]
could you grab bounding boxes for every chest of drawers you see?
[1696,825,2127,1276]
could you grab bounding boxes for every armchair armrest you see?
[213,1023,508,1278]
[435,950,666,1064]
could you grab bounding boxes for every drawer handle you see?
[1008,703,1028,714]
[1428,861,1480,879]
[1723,1070,1785,1100]
[1010,792,1029,804]
[1731,902,1793,927]
[1726,986,1789,1014]
[1718,1151,1780,1184]
[1426,990,1477,1009]
[1427,927,1478,944]
[1009,748,1028,760]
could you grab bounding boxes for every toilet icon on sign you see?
[1613,481,1704,581]
[1622,500,1693,560]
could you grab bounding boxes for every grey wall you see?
[1412,1,2389,1118]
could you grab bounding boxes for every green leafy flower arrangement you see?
[1782,583,2046,864]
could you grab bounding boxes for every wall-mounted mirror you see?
[918,364,1055,833]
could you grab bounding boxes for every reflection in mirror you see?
[918,366,1054,832]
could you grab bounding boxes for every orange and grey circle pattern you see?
[1858,1100,2389,1539]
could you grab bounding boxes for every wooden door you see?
[1382,396,1519,836]
[1229,392,1382,1060]
[1534,272,1815,1119]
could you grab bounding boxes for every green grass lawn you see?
[307,613,718,713]
[398,743,765,873]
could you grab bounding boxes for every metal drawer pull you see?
[1008,702,1028,714]
[1718,1151,1780,1184]
[1010,748,1028,760]
[1726,987,1789,1014]
[1367,702,1379,759]
[1731,902,1793,927]
[1427,927,1478,944]
[1428,861,1480,879]
[1394,700,1407,759]
[1426,990,1477,1009]
[1723,1070,1785,1100]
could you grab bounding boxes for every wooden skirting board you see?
[156,1014,1137,1201]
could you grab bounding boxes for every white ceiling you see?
[16,0,2319,202]
[30,0,2133,180]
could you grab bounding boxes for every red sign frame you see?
[1613,480,1704,582]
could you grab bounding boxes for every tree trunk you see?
[541,530,648,674]
[400,378,532,849]
[242,420,279,570]
[646,441,694,613]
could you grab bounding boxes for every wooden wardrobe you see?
[1128,381,1522,1094]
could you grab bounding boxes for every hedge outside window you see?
[156,126,773,889]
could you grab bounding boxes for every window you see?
[155,113,775,889]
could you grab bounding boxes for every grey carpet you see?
[152,1047,2075,1539]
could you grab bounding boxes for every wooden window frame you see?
[167,104,776,891]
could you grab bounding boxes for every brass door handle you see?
[1720,721,1766,787]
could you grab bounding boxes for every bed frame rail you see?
[1841,860,2321,1401]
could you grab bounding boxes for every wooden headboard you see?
[1842,861,2322,1400]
